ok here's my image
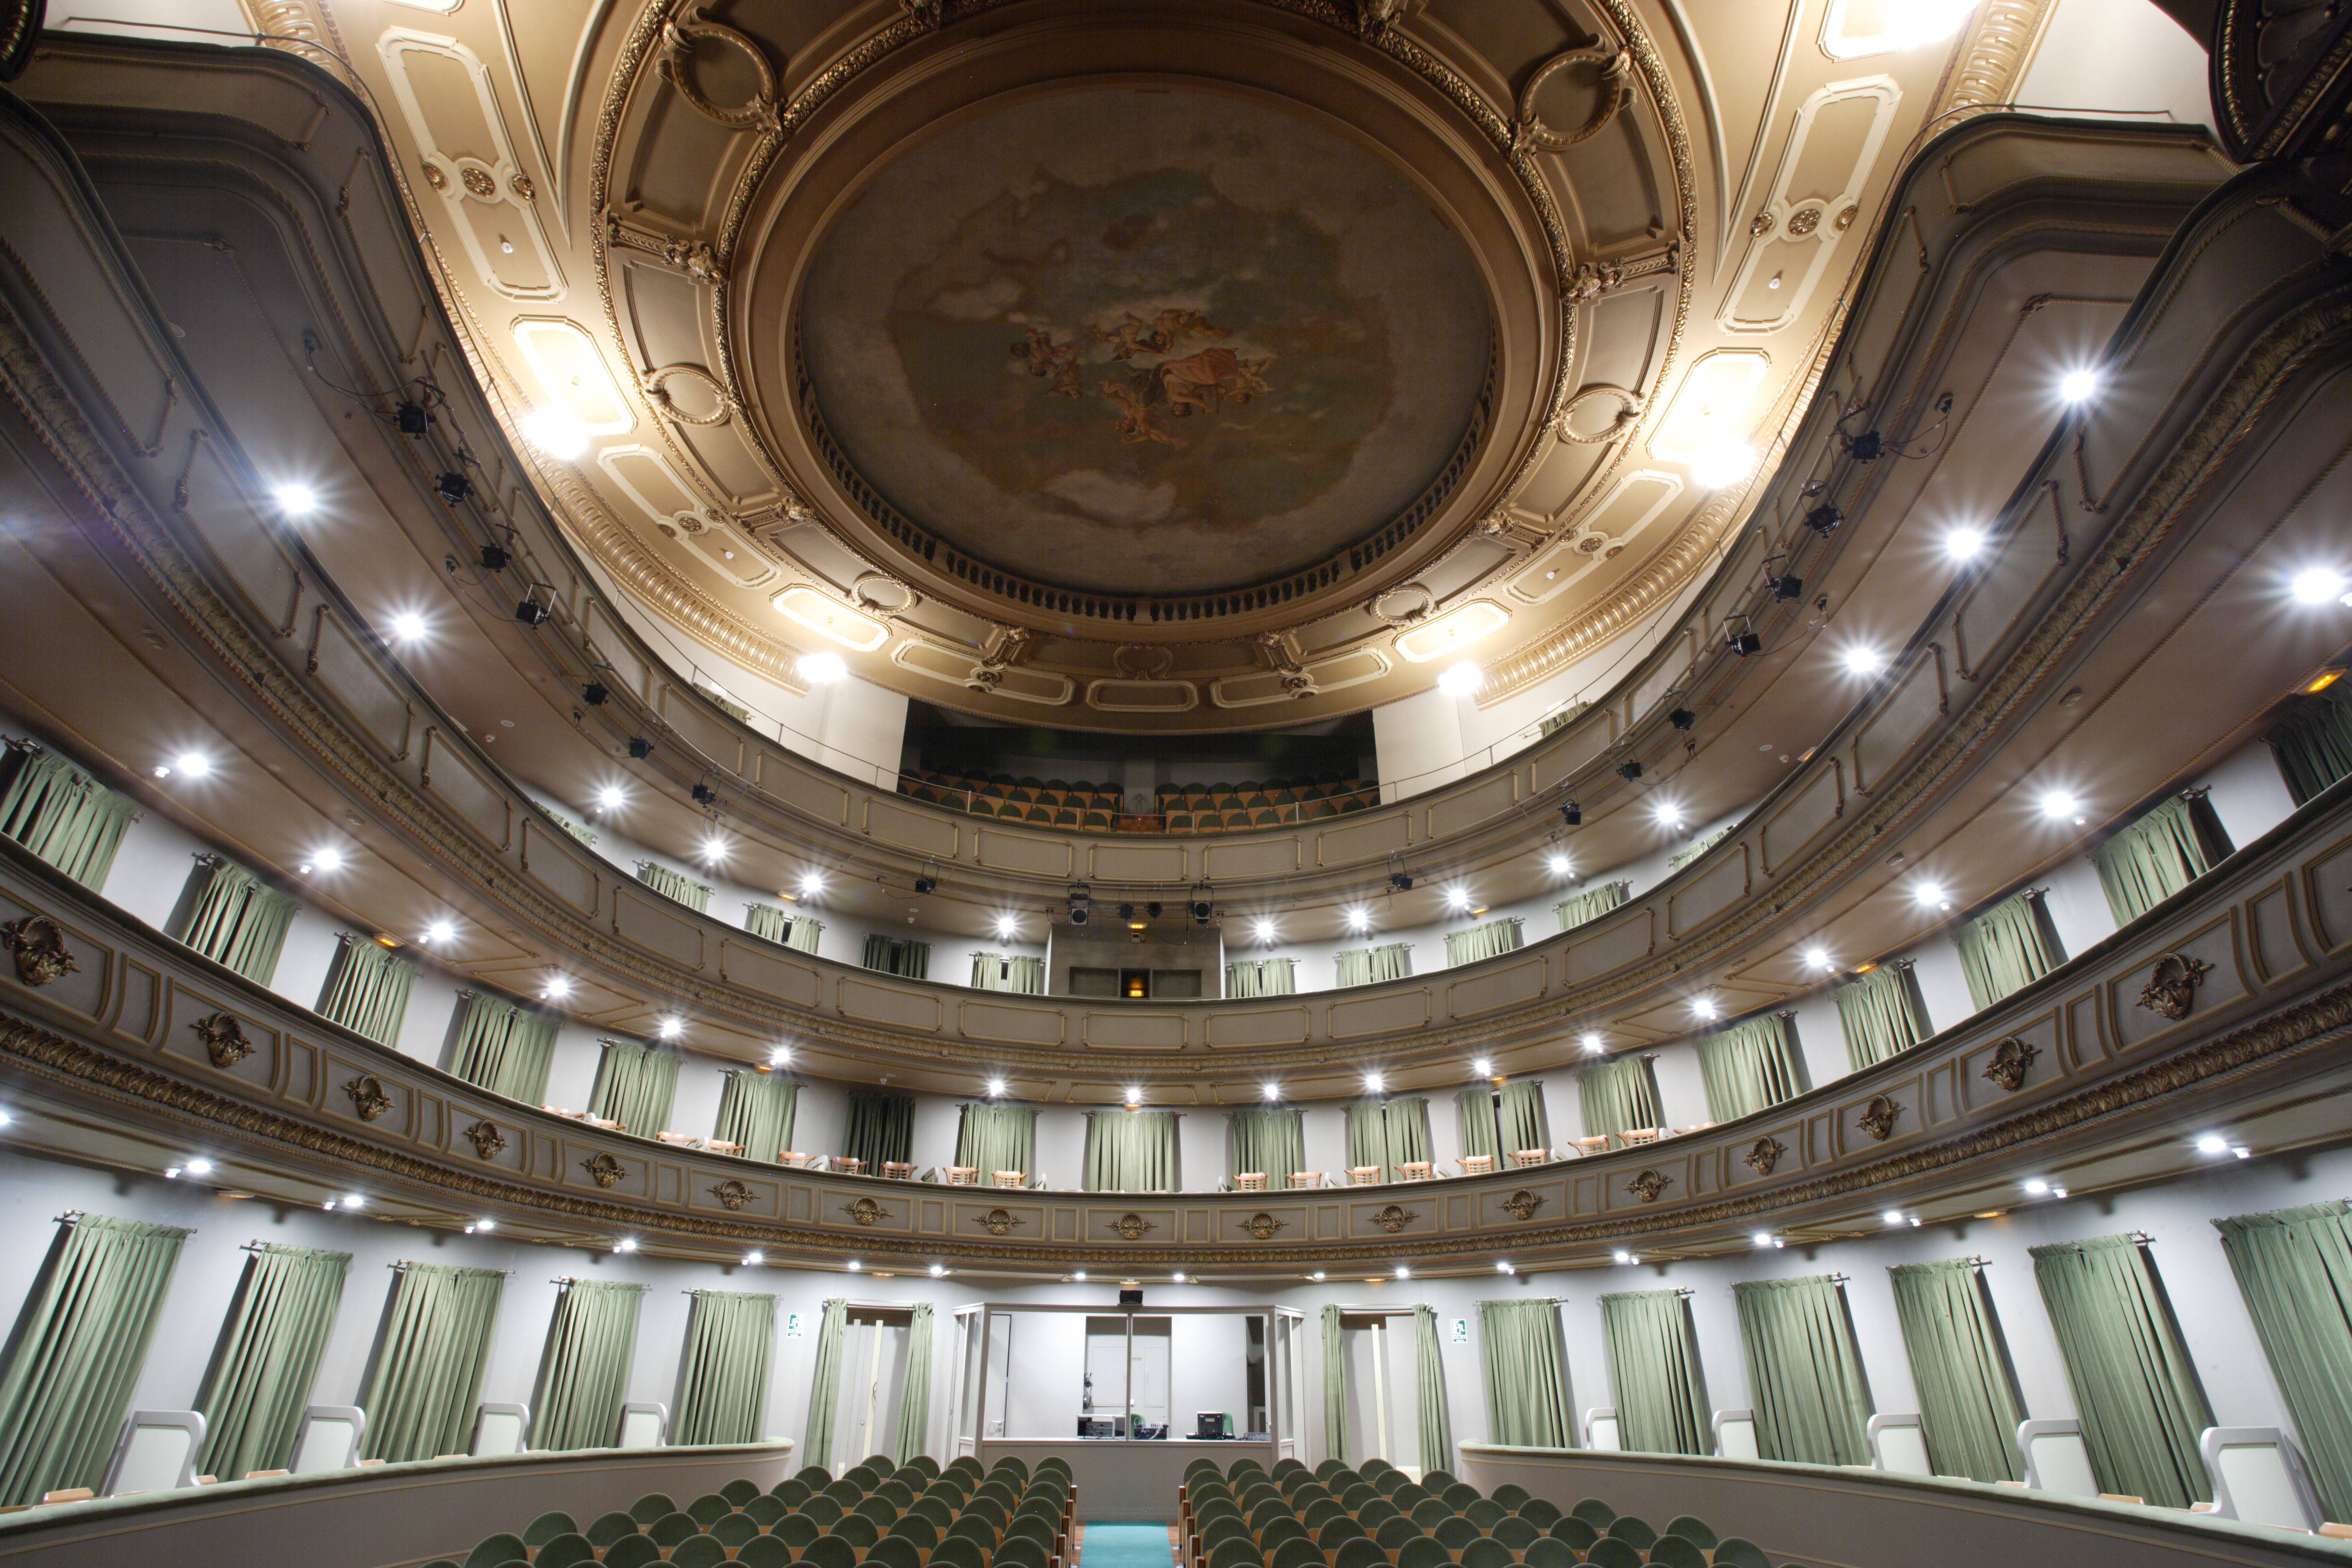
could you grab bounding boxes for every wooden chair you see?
[1511,1149,1551,1168]
[655,1131,698,1146]
[1670,1122,1715,1137]
[834,1157,866,1176]
[780,1152,812,1167]
[1235,1172,1267,1191]
[993,1170,1026,1189]
[1396,1162,1433,1182]
[1289,1172,1321,1189]
[1458,1155,1494,1177]
[946,1167,980,1185]
[1570,1136,1610,1157]
[705,1141,743,1156]
[882,1162,916,1180]
[1620,1127,1661,1147]
[1346,1167,1381,1185]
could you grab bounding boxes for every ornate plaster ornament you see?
[1,915,76,987]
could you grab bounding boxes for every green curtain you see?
[1413,1305,1454,1472]
[1225,961,1264,998]
[1007,956,1043,994]
[1579,1055,1662,1146]
[861,935,931,980]
[1837,961,1932,1071]
[1335,949,1372,988]
[1732,1276,1872,1466]
[1697,1013,1805,1122]
[894,1303,933,1465]
[2214,1201,2352,1519]
[0,742,138,889]
[805,1298,848,1469]
[1345,1099,1386,1178]
[714,1071,798,1161]
[547,810,596,846]
[0,1215,190,1504]
[173,856,300,985]
[1557,881,1629,932]
[196,1243,350,1480]
[841,1092,915,1169]
[316,936,418,1047]
[1346,1095,1432,1181]
[1456,1088,1501,1162]
[530,1280,645,1451]
[1084,1110,1179,1192]
[1321,1304,1348,1465]
[447,993,560,1104]
[746,904,791,944]
[2031,1236,2213,1507]
[956,1102,1035,1179]
[588,1038,679,1135]
[1444,919,1523,966]
[2091,794,2230,925]
[2268,684,2352,805]
[1667,826,1735,874]
[1600,1290,1708,1456]
[1954,892,2066,1010]
[1479,1300,1573,1448]
[971,952,1015,990]
[1229,1107,1305,1183]
[787,916,823,954]
[1260,958,1296,995]
[675,1291,776,1446]
[1370,944,1412,982]
[360,1263,505,1462]
[1887,1260,2024,1482]
[1499,1080,1551,1155]
[634,861,710,913]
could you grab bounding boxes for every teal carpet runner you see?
[1080,1522,1174,1568]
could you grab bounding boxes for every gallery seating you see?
[894,773,1379,835]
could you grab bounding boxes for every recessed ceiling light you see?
[657,1018,683,1040]
[1612,1250,1633,1265]
[986,1078,1006,1097]
[2292,567,2348,605]
[1582,1032,1604,1054]
[1803,946,1831,970]
[388,610,428,643]
[1364,1072,1384,1093]
[769,1046,792,1066]
[799,873,826,898]
[1654,802,1685,829]
[1445,887,1472,909]
[1914,882,1951,910]
[2039,790,2081,820]
[543,974,572,999]
[1752,1232,1773,1248]
[799,652,847,684]
[1546,853,1571,875]
[342,1194,365,1210]
[1073,1270,1087,1282]
[1438,664,1483,696]
[928,1263,946,1277]
[701,836,728,864]
[185,1158,214,1176]
[1394,1266,1410,1280]
[424,920,455,944]
[1310,1270,1327,1281]
[2058,368,2101,403]
[2023,1178,2050,1194]
[1262,1083,1281,1102]
[597,785,627,812]
[1124,1086,1142,1106]
[175,751,212,778]
[523,408,589,458]
[310,846,344,872]
[1882,1210,1904,1225]
[1495,1261,1514,1274]
[1844,646,1888,676]
[2195,1134,2228,1155]
[994,915,1019,939]
[274,483,318,515]
[1254,918,1275,943]
[1944,527,1984,561]
[1690,441,1756,490]
[1344,907,1371,932]
[743,1251,765,1266]
[847,1260,861,1272]
[1692,997,1717,1021]
[613,1237,636,1252]
[1472,1058,1491,1077]
[1171,1271,1187,1283]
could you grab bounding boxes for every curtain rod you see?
[390,1261,513,1274]
[552,1278,648,1289]
[56,1212,195,1233]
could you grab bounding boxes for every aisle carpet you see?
[1076,1521,1177,1568]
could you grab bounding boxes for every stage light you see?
[1944,528,1985,561]
[523,408,588,458]
[1770,572,1804,601]
[1069,884,1092,926]
[1804,502,1842,537]
[514,588,553,627]
[914,874,937,894]
[1617,761,1643,782]
[627,737,654,759]
[2058,368,2100,403]
[800,652,847,684]
[388,610,428,643]
[1439,664,1483,696]
[2292,567,2347,605]
[480,543,510,572]
[436,471,472,505]
[395,400,430,434]
[1691,441,1756,490]
[1560,800,1582,826]
[692,783,718,806]
[275,483,317,515]
[1669,707,1695,732]
[1387,871,1413,893]
[583,682,609,706]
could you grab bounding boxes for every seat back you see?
[2202,1426,2326,1530]
[1584,1408,1620,1451]
[473,1402,531,1457]
[1710,1409,1757,1461]
[100,1410,205,1495]
[1866,1413,1932,1475]
[2018,1419,2099,1496]
[617,1402,669,1449]
[291,1406,367,1473]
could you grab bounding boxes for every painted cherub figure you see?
[1008,327,1085,397]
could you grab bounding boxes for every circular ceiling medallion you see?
[797,86,1493,598]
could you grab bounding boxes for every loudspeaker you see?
[1119,1289,1143,1306]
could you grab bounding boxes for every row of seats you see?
[432,1455,1077,1568]
[1177,1457,1788,1568]
[892,773,1379,834]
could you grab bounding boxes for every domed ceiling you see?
[797,87,1492,597]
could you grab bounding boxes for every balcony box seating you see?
[1397,1162,1434,1182]
[882,1162,916,1179]
[1235,1173,1267,1191]
[833,1157,866,1176]
[1459,1155,1494,1177]
[946,1167,979,1185]
[992,1170,1027,1189]
[1347,1167,1381,1185]
[1512,1149,1550,1168]
[780,1152,812,1167]
[1570,1136,1611,1157]
[1290,1172,1321,1189]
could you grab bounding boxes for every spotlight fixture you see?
[1846,429,1885,462]
[1560,800,1582,826]
[1669,707,1695,732]
[514,585,554,627]
[1190,881,1214,923]
[1617,760,1643,782]
[582,682,609,706]
[1387,870,1413,893]
[691,783,718,806]
[478,542,510,572]
[626,737,654,760]
[1770,571,1804,602]
[1803,502,1842,537]
[436,471,473,506]
[1145,902,1163,919]
[394,400,430,435]
[914,874,937,895]
[1067,883,1092,926]
[1118,903,1135,923]
[1727,625,1764,656]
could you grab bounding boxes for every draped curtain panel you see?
[446,993,559,1105]
[546,810,596,846]
[1732,1276,1873,1466]
[804,1298,848,1470]
[714,1071,798,1161]
[1259,957,1296,995]
[1413,1305,1454,1472]
[1321,1304,1348,1466]
[2268,684,2352,805]
[675,1291,776,1446]
[1887,1260,2025,1482]
[1007,956,1044,994]
[745,904,791,944]
[1836,962,1933,1071]
[1225,961,1265,999]
[1667,826,1735,874]
[2030,1235,2214,1508]
[861,935,931,980]
[0,1215,190,1504]
[2214,1201,2352,1519]
[1579,1056,1663,1146]
[316,936,418,1048]
[588,1039,680,1135]
[1084,1110,1179,1192]
[786,917,824,954]
[359,1263,506,1463]
[894,1303,934,1465]
[530,1281,645,1451]
[1954,891,2066,1010]
[1229,1107,1305,1183]
[1556,881,1629,933]
[1456,1088,1501,1162]
[1478,1300,1573,1448]
[842,1093,916,1169]
[1498,1080,1551,1155]
[1696,1014,1805,1122]
[971,952,1013,990]
[1444,919,1524,966]
[0,742,137,889]
[1370,944,1413,982]
[633,861,711,913]
[1600,1290,1709,1456]
[1384,1097,1432,1181]
[196,1243,350,1481]
[2091,794,2232,925]
[173,856,300,985]
[955,1103,1036,1179]
[1335,949,1371,988]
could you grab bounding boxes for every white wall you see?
[2016,0,2216,135]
